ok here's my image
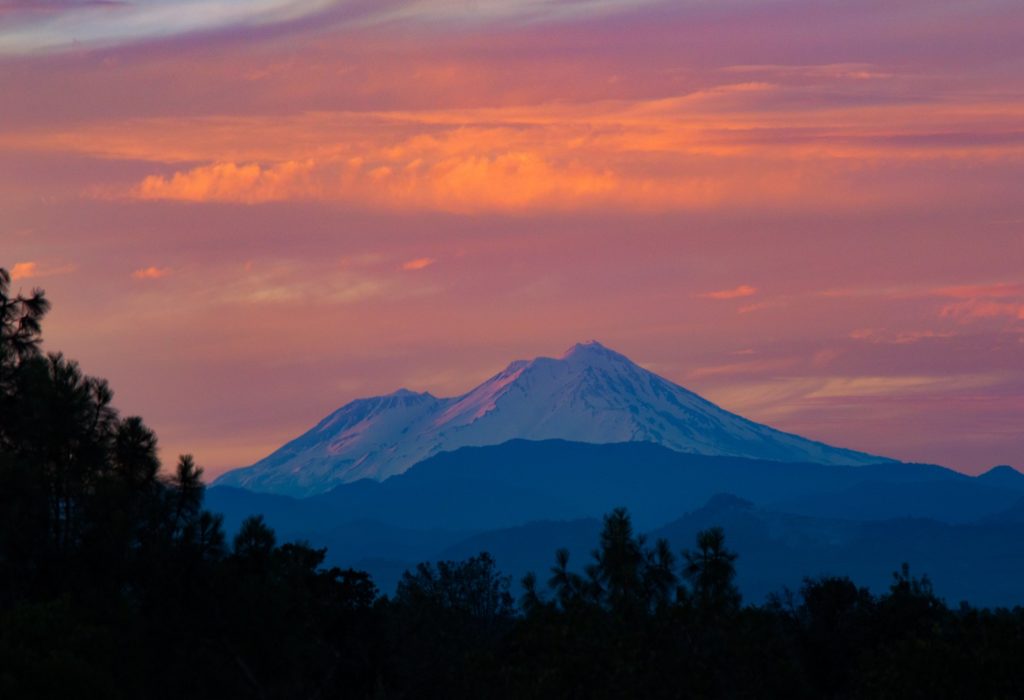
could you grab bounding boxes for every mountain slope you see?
[209,440,952,536]
[216,341,889,496]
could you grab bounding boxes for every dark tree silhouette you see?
[588,507,648,614]
[0,267,49,371]
[395,552,514,622]
[683,526,741,617]
[233,514,277,562]
[540,508,678,616]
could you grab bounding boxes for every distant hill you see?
[976,465,1024,491]
[771,479,1024,523]
[431,494,1024,608]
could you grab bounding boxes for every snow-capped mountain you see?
[215,341,889,496]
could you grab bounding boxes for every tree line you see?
[3,267,1024,698]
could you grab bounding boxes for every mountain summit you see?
[215,341,889,496]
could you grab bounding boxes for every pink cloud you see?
[132,266,171,280]
[935,282,1024,300]
[700,285,757,300]
[941,299,1024,322]
[850,328,958,344]
[932,281,1024,323]
[401,257,435,271]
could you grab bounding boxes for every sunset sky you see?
[2,0,1022,477]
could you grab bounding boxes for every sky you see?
[1,0,1022,478]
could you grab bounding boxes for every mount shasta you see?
[216,341,887,496]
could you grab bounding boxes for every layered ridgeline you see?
[216,341,888,497]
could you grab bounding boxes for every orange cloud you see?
[401,257,435,271]
[10,261,37,280]
[8,80,1020,213]
[9,261,76,281]
[700,285,758,300]
[132,266,172,280]
[137,160,318,204]
[130,147,627,212]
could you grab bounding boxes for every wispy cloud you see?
[699,284,757,300]
[935,282,1024,300]
[819,281,1024,325]
[704,372,1011,422]
[689,356,797,378]
[721,63,893,81]
[201,262,409,307]
[0,0,337,54]
[941,299,1024,322]
[0,0,672,54]
[805,374,1004,399]
[934,282,1024,323]
[849,328,957,345]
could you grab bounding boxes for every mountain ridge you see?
[215,341,891,496]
